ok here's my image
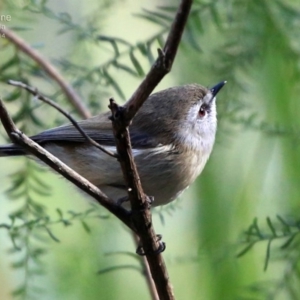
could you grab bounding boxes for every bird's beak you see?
[210,81,227,97]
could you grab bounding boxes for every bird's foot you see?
[136,234,166,256]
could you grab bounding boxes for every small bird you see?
[0,82,226,207]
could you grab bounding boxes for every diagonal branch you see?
[124,0,193,122]
[0,98,132,231]
[0,27,91,119]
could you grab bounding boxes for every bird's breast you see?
[45,142,210,207]
[134,145,209,206]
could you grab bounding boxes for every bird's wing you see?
[0,113,161,156]
[30,113,159,149]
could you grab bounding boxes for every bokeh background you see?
[1,0,300,299]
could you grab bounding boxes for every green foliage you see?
[237,216,300,269]
[2,160,50,299]
[237,216,300,299]
[1,176,108,300]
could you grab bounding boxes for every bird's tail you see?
[0,144,26,157]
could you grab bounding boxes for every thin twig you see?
[0,27,91,119]
[0,98,132,230]
[7,80,117,158]
[109,1,193,299]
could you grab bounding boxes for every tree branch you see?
[0,27,91,119]
[132,233,159,300]
[0,1,193,299]
[108,1,193,299]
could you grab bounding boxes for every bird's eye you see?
[198,105,206,118]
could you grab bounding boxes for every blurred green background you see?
[1,0,300,299]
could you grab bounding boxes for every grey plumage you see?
[0,83,225,206]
